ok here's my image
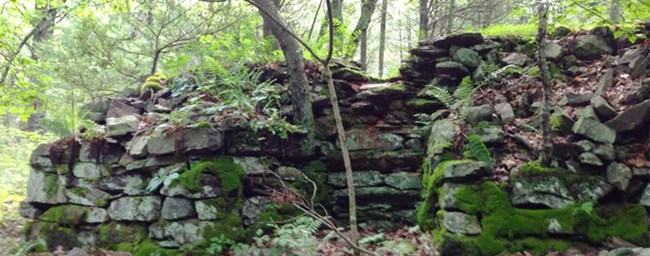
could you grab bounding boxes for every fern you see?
[465,135,493,167]
[427,86,455,109]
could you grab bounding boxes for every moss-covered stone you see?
[40,205,89,227]
[132,240,178,256]
[430,182,649,255]
[174,157,245,197]
[97,222,148,250]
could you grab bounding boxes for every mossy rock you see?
[132,240,179,256]
[26,221,81,252]
[429,181,649,255]
[97,222,148,250]
[174,157,245,197]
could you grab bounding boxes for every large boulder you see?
[605,100,650,133]
[572,117,616,144]
[106,115,139,137]
[543,42,563,60]
[431,33,484,48]
[340,130,404,151]
[512,175,574,209]
[452,48,481,69]
[574,35,613,60]
[440,211,482,235]
[161,197,196,220]
[327,171,383,188]
[107,196,162,221]
[27,170,67,204]
[606,162,632,191]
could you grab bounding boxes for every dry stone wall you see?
[21,22,650,255]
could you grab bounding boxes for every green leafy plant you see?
[207,234,237,254]
[464,135,493,167]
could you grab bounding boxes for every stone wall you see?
[413,24,650,255]
[21,23,650,255]
[20,57,431,253]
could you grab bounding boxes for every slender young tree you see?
[418,0,429,39]
[378,0,387,77]
[536,1,553,167]
[244,0,360,247]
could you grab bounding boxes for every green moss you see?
[175,157,245,197]
[435,182,649,255]
[98,222,148,249]
[40,205,88,227]
[36,222,79,250]
[418,159,476,230]
[371,83,407,93]
[406,98,438,107]
[133,240,178,256]
[303,160,327,173]
[214,157,245,196]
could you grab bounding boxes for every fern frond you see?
[426,86,455,109]
[465,135,493,167]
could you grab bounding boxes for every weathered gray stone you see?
[128,135,149,158]
[81,100,111,123]
[494,102,515,122]
[73,162,108,179]
[512,175,574,209]
[98,174,147,195]
[85,207,109,223]
[452,48,481,68]
[572,178,613,202]
[125,156,185,171]
[233,157,271,176]
[19,202,42,219]
[594,144,615,161]
[147,124,178,155]
[575,140,596,152]
[596,68,614,95]
[341,130,404,151]
[384,172,421,190]
[439,183,461,210]
[181,127,224,153]
[107,196,161,221]
[501,52,528,66]
[242,196,272,225]
[432,33,483,48]
[475,126,505,145]
[639,184,650,207]
[574,35,613,60]
[605,100,650,133]
[630,54,649,79]
[435,61,469,77]
[106,115,139,137]
[275,166,303,181]
[27,170,67,204]
[195,199,220,220]
[162,197,196,220]
[579,152,604,166]
[66,187,112,207]
[441,211,482,235]
[160,174,221,199]
[327,171,384,188]
[572,117,616,144]
[463,104,494,125]
[591,95,617,120]
[440,160,489,182]
[543,42,563,60]
[149,220,232,245]
[606,162,632,191]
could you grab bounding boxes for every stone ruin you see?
[20,23,650,255]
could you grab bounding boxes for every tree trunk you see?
[418,0,429,39]
[345,0,379,58]
[536,2,553,167]
[378,0,387,77]
[609,0,622,24]
[445,0,455,34]
[262,0,282,50]
[251,0,316,145]
[359,30,368,71]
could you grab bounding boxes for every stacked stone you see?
[399,33,504,88]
